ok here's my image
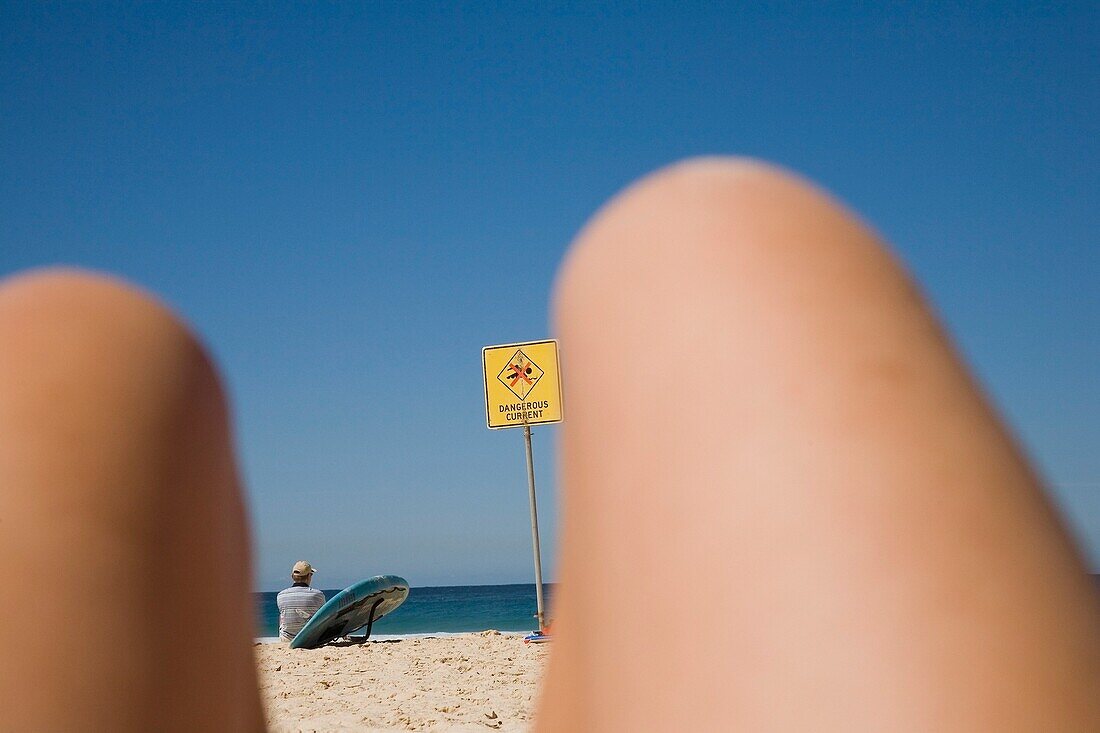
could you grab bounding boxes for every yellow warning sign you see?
[482,340,564,429]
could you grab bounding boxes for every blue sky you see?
[2,2,1097,589]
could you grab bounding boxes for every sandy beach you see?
[256,632,549,732]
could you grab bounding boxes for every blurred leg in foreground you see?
[0,271,264,731]
[539,159,1100,731]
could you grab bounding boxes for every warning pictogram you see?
[497,350,544,400]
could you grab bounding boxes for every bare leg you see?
[0,270,264,731]
[538,160,1100,731]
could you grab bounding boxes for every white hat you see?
[291,560,317,578]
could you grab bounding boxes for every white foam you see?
[254,630,527,644]
[367,631,527,641]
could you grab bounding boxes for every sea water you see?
[258,576,1100,639]
[254,583,554,639]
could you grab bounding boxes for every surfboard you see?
[290,574,409,649]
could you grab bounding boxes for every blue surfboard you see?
[290,575,409,649]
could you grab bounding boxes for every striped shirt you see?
[277,584,326,641]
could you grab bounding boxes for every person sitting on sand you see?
[277,561,326,642]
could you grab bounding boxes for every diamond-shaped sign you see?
[497,349,544,400]
[482,340,563,429]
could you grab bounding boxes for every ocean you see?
[254,583,554,639]
[257,576,1100,640]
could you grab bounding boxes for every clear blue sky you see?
[2,2,1097,589]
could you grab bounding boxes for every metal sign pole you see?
[523,423,546,632]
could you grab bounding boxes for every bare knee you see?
[0,267,230,587]
[551,157,970,458]
[0,267,211,390]
[0,268,258,730]
[1,266,220,405]
[542,161,1100,731]
[555,156,926,345]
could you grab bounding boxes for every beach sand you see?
[256,631,549,732]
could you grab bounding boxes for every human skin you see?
[537,159,1100,731]
[0,271,264,731]
[0,161,1097,731]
